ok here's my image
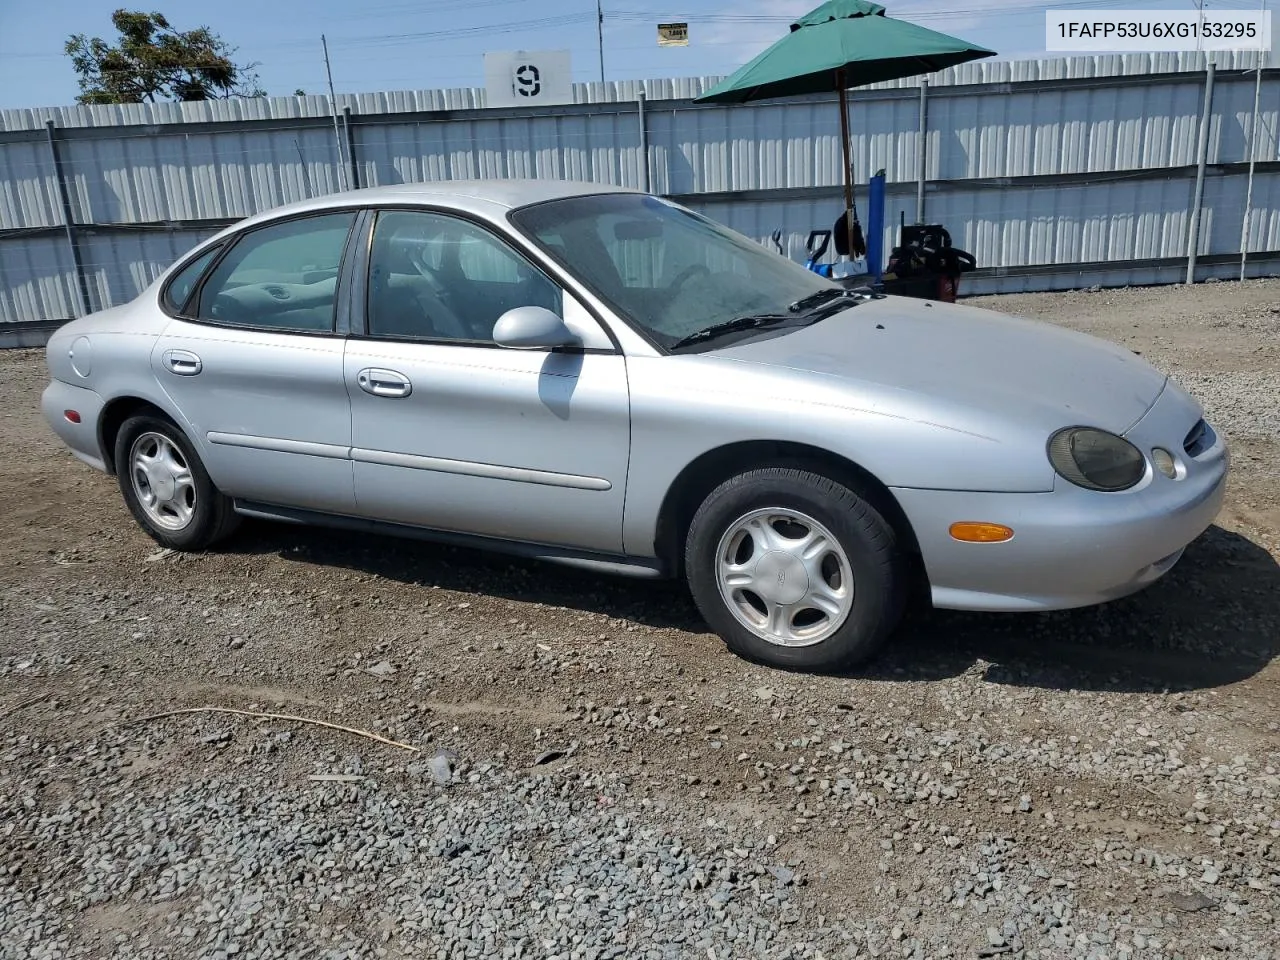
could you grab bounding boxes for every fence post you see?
[916,79,928,224]
[45,119,93,318]
[1238,51,1265,281]
[342,106,360,190]
[637,89,651,193]
[1185,61,1215,284]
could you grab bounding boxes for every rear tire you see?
[114,413,240,551]
[684,467,905,671]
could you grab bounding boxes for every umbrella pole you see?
[837,70,856,264]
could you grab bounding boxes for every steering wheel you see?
[667,263,711,294]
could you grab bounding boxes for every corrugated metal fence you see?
[1,51,1277,327]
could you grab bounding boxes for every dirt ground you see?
[2,278,1278,959]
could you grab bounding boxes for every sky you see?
[0,0,1265,109]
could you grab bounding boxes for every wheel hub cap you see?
[751,551,809,605]
[129,431,197,532]
[149,470,176,502]
[714,508,855,648]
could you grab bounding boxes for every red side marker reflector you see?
[64,410,81,423]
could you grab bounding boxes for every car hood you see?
[712,295,1168,436]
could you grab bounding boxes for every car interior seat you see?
[369,234,468,339]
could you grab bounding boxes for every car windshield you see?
[508,193,843,349]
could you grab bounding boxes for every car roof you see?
[358,178,639,208]
[165,178,648,286]
[228,178,640,232]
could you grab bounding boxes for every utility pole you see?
[596,0,605,83]
[322,34,348,191]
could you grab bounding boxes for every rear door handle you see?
[356,367,412,398]
[163,349,202,376]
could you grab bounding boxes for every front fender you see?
[621,355,1056,558]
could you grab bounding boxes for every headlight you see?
[1047,427,1146,491]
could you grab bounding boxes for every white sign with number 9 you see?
[484,50,574,108]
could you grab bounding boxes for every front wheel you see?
[115,413,240,550]
[684,467,906,671]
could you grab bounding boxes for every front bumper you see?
[41,379,108,472]
[893,383,1229,612]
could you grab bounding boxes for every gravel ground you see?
[2,278,1279,960]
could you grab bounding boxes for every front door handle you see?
[356,367,412,399]
[163,349,202,376]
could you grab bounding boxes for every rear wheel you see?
[684,467,905,671]
[114,413,240,550]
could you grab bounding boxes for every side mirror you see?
[492,306,579,349]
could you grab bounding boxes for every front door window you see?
[365,209,562,342]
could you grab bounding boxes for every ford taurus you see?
[42,180,1229,670]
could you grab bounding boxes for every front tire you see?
[684,467,905,671]
[114,413,240,550]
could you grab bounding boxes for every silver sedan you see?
[41,180,1229,670]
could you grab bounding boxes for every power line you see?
[607,0,1262,22]
[7,0,1268,103]
[328,13,596,47]
[8,0,1264,60]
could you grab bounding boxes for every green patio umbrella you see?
[695,0,995,261]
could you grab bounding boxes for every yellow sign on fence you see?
[657,22,689,46]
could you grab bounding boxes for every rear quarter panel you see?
[45,299,196,471]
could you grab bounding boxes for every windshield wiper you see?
[670,314,791,348]
[788,287,856,314]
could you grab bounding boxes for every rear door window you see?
[193,212,356,332]
[163,244,222,314]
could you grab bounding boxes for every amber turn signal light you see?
[949,521,1014,543]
